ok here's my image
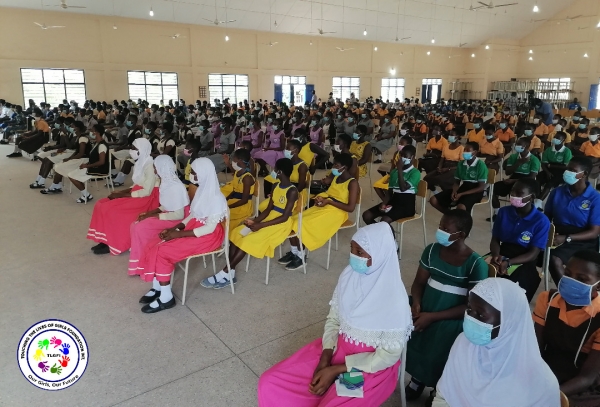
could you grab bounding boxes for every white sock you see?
[111,169,119,175]
[534,199,543,209]
[152,278,161,291]
[377,154,382,160]
[494,208,499,215]
[229,269,236,279]
[159,284,173,302]
[36,175,44,183]
[52,182,62,189]
[114,172,126,184]
[13,145,21,153]
[214,270,229,282]
[81,189,90,197]
[291,246,299,256]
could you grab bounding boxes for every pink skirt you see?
[258,336,400,407]
[127,206,190,276]
[254,150,285,167]
[136,218,225,282]
[87,186,160,255]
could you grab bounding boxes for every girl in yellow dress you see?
[373,135,412,201]
[349,124,372,178]
[279,153,359,270]
[201,158,299,289]
[221,148,255,232]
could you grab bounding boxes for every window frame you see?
[381,78,405,103]
[127,70,179,105]
[538,77,572,100]
[20,68,87,107]
[332,76,360,101]
[208,73,249,105]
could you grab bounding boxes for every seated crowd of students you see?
[2,95,600,406]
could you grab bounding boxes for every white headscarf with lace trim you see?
[154,155,189,212]
[189,158,228,223]
[131,138,153,185]
[330,222,413,349]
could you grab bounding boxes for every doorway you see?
[274,75,306,104]
[422,78,442,103]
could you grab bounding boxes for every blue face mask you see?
[499,123,507,129]
[331,168,343,177]
[283,150,293,159]
[352,133,360,140]
[270,170,278,180]
[435,229,459,246]
[515,145,525,153]
[474,123,481,129]
[448,135,457,143]
[563,170,582,186]
[402,157,412,165]
[462,152,473,160]
[349,253,370,274]
[347,118,354,123]
[463,313,499,346]
[220,124,225,130]
[54,123,61,129]
[579,124,587,129]
[144,128,151,135]
[558,275,600,306]
[126,121,133,127]
[524,129,533,136]
[552,138,563,146]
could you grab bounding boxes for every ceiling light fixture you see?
[363,29,367,36]
[225,35,229,41]
[390,68,396,75]
[528,56,533,60]
[149,6,154,16]
[533,3,539,12]
[471,53,475,57]
[427,51,431,55]
[374,46,378,51]
[113,24,117,29]
[431,38,435,44]
[584,53,589,58]
[529,49,533,54]
[485,45,490,49]
[597,21,600,28]
[310,40,313,45]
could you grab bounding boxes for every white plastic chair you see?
[397,345,407,407]
[395,180,428,259]
[69,150,115,204]
[540,223,556,292]
[171,211,233,304]
[326,186,362,270]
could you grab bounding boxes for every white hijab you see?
[132,138,153,185]
[154,155,189,212]
[438,278,560,407]
[330,223,413,350]
[189,158,228,223]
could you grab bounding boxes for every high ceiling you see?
[1,0,578,47]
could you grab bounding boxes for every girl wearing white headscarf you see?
[258,222,413,406]
[87,138,159,255]
[128,155,190,286]
[137,158,227,313]
[433,278,560,407]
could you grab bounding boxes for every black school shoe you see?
[141,297,176,313]
[7,152,22,158]
[40,188,62,194]
[278,251,296,265]
[93,245,110,255]
[285,255,306,271]
[91,243,108,251]
[405,382,425,401]
[139,289,161,304]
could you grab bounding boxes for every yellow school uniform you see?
[529,136,543,151]
[223,171,255,232]
[349,141,369,178]
[292,176,354,251]
[467,129,485,144]
[229,183,296,258]
[580,141,600,158]
[298,142,315,168]
[427,137,449,152]
[373,152,400,190]
[260,160,307,213]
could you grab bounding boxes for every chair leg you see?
[335,232,338,251]
[422,215,427,247]
[211,253,216,274]
[203,256,207,268]
[543,250,551,291]
[326,238,331,270]
[182,259,190,305]
[279,244,282,258]
[399,223,404,260]
[265,257,270,285]
[400,346,407,406]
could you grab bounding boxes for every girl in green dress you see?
[405,209,489,402]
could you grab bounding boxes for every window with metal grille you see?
[127,71,179,105]
[381,78,405,103]
[21,68,86,108]
[332,77,360,101]
[208,74,249,105]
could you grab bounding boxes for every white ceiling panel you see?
[0,0,578,47]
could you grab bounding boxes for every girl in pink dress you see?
[128,155,190,278]
[254,119,285,171]
[248,117,264,158]
[87,138,159,255]
[309,118,324,148]
[136,158,228,313]
[258,222,413,406]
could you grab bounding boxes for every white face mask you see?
[555,124,562,132]
[130,150,139,160]
[232,162,242,171]
[189,174,198,185]
[333,144,342,153]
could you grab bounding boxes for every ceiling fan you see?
[202,17,236,26]
[336,47,354,52]
[394,36,411,41]
[310,1,336,35]
[448,54,462,59]
[263,41,279,46]
[50,0,86,9]
[162,33,186,39]
[34,22,65,29]
[458,42,468,47]
[477,1,518,9]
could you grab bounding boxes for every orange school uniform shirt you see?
[97,111,106,121]
[467,129,485,144]
[580,141,600,158]
[442,144,464,161]
[479,138,505,156]
[413,123,428,135]
[495,128,515,142]
[444,122,454,132]
[427,136,449,152]
[35,119,50,133]
[534,123,549,137]
[529,136,543,151]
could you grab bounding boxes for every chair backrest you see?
[487,169,497,184]
[252,165,260,216]
[488,263,497,278]
[547,223,556,248]
[372,119,380,127]
[466,122,475,130]
[560,391,569,407]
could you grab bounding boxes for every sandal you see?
[40,188,62,194]
[29,182,45,189]
[76,195,94,203]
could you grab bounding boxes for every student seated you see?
[533,113,549,143]
[490,137,540,221]
[418,125,448,174]
[128,155,190,279]
[489,178,550,302]
[522,123,543,157]
[7,108,49,159]
[533,250,600,407]
[30,117,74,189]
[423,131,463,192]
[258,223,413,407]
[538,131,572,205]
[570,118,590,150]
[201,158,298,289]
[544,156,600,285]
[412,114,428,143]
[373,136,410,199]
[466,118,484,144]
[578,127,600,178]
[0,105,26,144]
[135,158,227,313]
[495,118,516,152]
[430,142,488,215]
[405,210,488,402]
[207,117,236,173]
[279,153,359,271]
[348,125,372,178]
[87,138,159,254]
[221,148,256,232]
[194,119,214,158]
[370,112,396,163]
[478,124,504,172]
[362,145,420,227]
[433,278,559,407]
[547,119,571,145]
[254,118,286,175]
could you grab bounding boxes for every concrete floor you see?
[0,144,535,407]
